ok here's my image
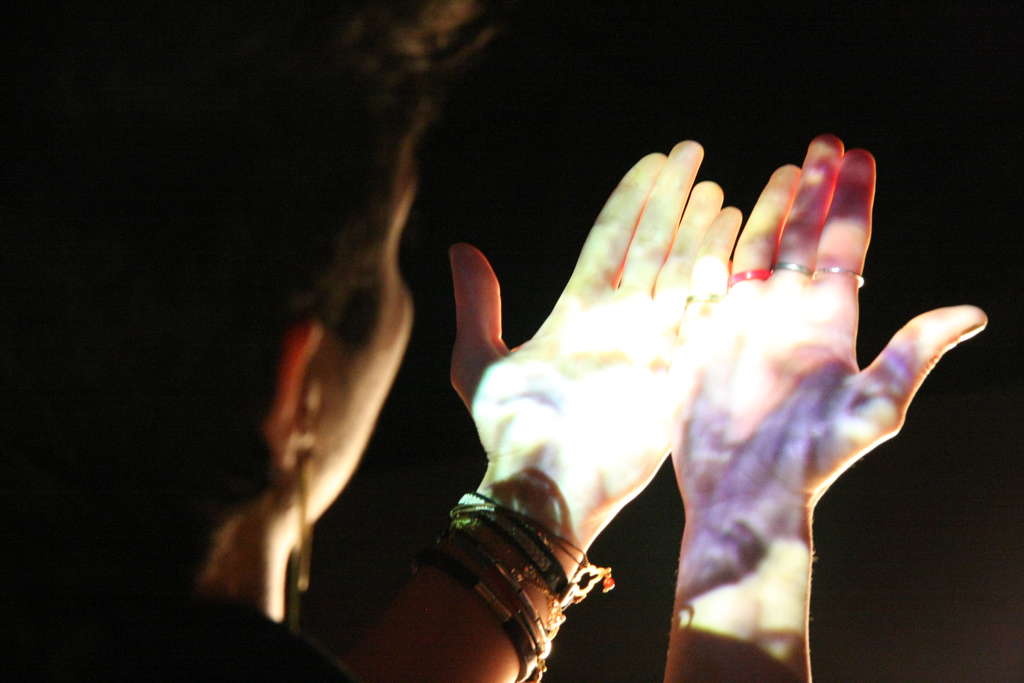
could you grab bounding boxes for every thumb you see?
[812,305,986,499]
[855,304,988,437]
[450,243,509,409]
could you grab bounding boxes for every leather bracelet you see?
[420,493,616,682]
[442,533,547,682]
[414,547,479,588]
[448,531,548,652]
[417,543,538,681]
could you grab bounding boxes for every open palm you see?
[668,137,987,597]
[449,142,742,549]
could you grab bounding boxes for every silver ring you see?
[814,267,865,288]
[685,293,723,306]
[772,262,813,277]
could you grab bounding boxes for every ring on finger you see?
[728,269,773,288]
[772,262,813,277]
[685,293,723,306]
[814,266,865,288]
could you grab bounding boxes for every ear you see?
[262,321,325,473]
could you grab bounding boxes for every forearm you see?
[345,565,521,683]
[346,491,584,683]
[664,506,813,683]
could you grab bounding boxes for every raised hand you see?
[664,136,986,682]
[449,141,741,552]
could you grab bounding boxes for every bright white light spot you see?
[688,539,810,658]
[690,256,729,300]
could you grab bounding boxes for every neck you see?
[194,490,299,622]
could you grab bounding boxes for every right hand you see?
[448,142,741,552]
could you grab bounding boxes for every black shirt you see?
[111,602,361,683]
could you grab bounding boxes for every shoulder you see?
[110,602,361,683]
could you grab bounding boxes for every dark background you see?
[304,4,1024,682]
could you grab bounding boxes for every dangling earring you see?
[286,451,314,634]
[296,452,313,593]
[286,385,319,633]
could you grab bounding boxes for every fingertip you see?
[670,140,705,160]
[619,153,669,188]
[691,180,724,205]
[637,151,669,168]
[718,206,744,225]
[844,148,876,167]
[449,242,466,265]
[953,305,988,341]
[449,243,499,318]
[772,164,802,181]
[449,241,479,258]
[449,243,465,279]
[449,242,487,271]
[810,134,845,155]
[837,150,877,189]
[902,305,989,357]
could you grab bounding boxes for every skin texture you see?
[200,135,984,683]
[450,141,742,552]
[196,163,416,620]
[662,136,987,682]
[349,141,743,683]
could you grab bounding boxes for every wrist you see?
[674,509,812,678]
[676,499,809,598]
[476,465,595,560]
[417,493,616,682]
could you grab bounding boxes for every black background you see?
[304,4,1024,682]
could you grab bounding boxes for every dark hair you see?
[0,0,506,670]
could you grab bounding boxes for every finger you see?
[826,305,988,470]
[618,141,704,296]
[678,207,743,331]
[730,164,801,276]
[812,150,876,292]
[653,180,724,312]
[450,243,510,409]
[565,153,668,299]
[772,135,844,281]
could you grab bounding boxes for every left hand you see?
[659,137,986,682]
[668,135,988,599]
[449,141,742,550]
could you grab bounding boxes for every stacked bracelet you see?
[452,498,568,595]
[454,493,615,603]
[414,492,614,682]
